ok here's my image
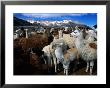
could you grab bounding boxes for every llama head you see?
[71,29,81,38]
[85,30,97,40]
[16,29,20,33]
[52,42,63,50]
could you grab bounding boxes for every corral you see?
[14,28,97,75]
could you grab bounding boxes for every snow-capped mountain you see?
[14,17,93,30]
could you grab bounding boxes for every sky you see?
[14,13,97,27]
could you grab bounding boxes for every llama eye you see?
[74,32,77,34]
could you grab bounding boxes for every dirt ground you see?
[14,59,97,75]
[14,34,97,76]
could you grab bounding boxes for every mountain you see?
[14,17,32,26]
[14,17,93,30]
[93,24,97,29]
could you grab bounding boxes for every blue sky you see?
[14,13,97,27]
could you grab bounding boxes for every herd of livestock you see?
[14,26,97,75]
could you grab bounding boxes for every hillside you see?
[14,17,32,26]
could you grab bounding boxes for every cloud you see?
[21,13,62,18]
[73,21,83,24]
[70,13,88,16]
[21,13,90,18]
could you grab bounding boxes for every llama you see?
[63,34,76,48]
[63,47,79,75]
[15,31,49,53]
[51,38,68,73]
[71,28,97,75]
[52,42,79,75]
[86,30,97,42]
[25,29,28,38]
[42,45,53,67]
[58,29,63,39]
[14,29,21,40]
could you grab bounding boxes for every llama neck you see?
[75,36,84,51]
[53,38,56,41]
[15,30,19,37]
[59,30,63,39]
[53,36,59,41]
[55,47,63,54]
[26,30,28,38]
[88,36,94,42]
[55,47,64,59]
